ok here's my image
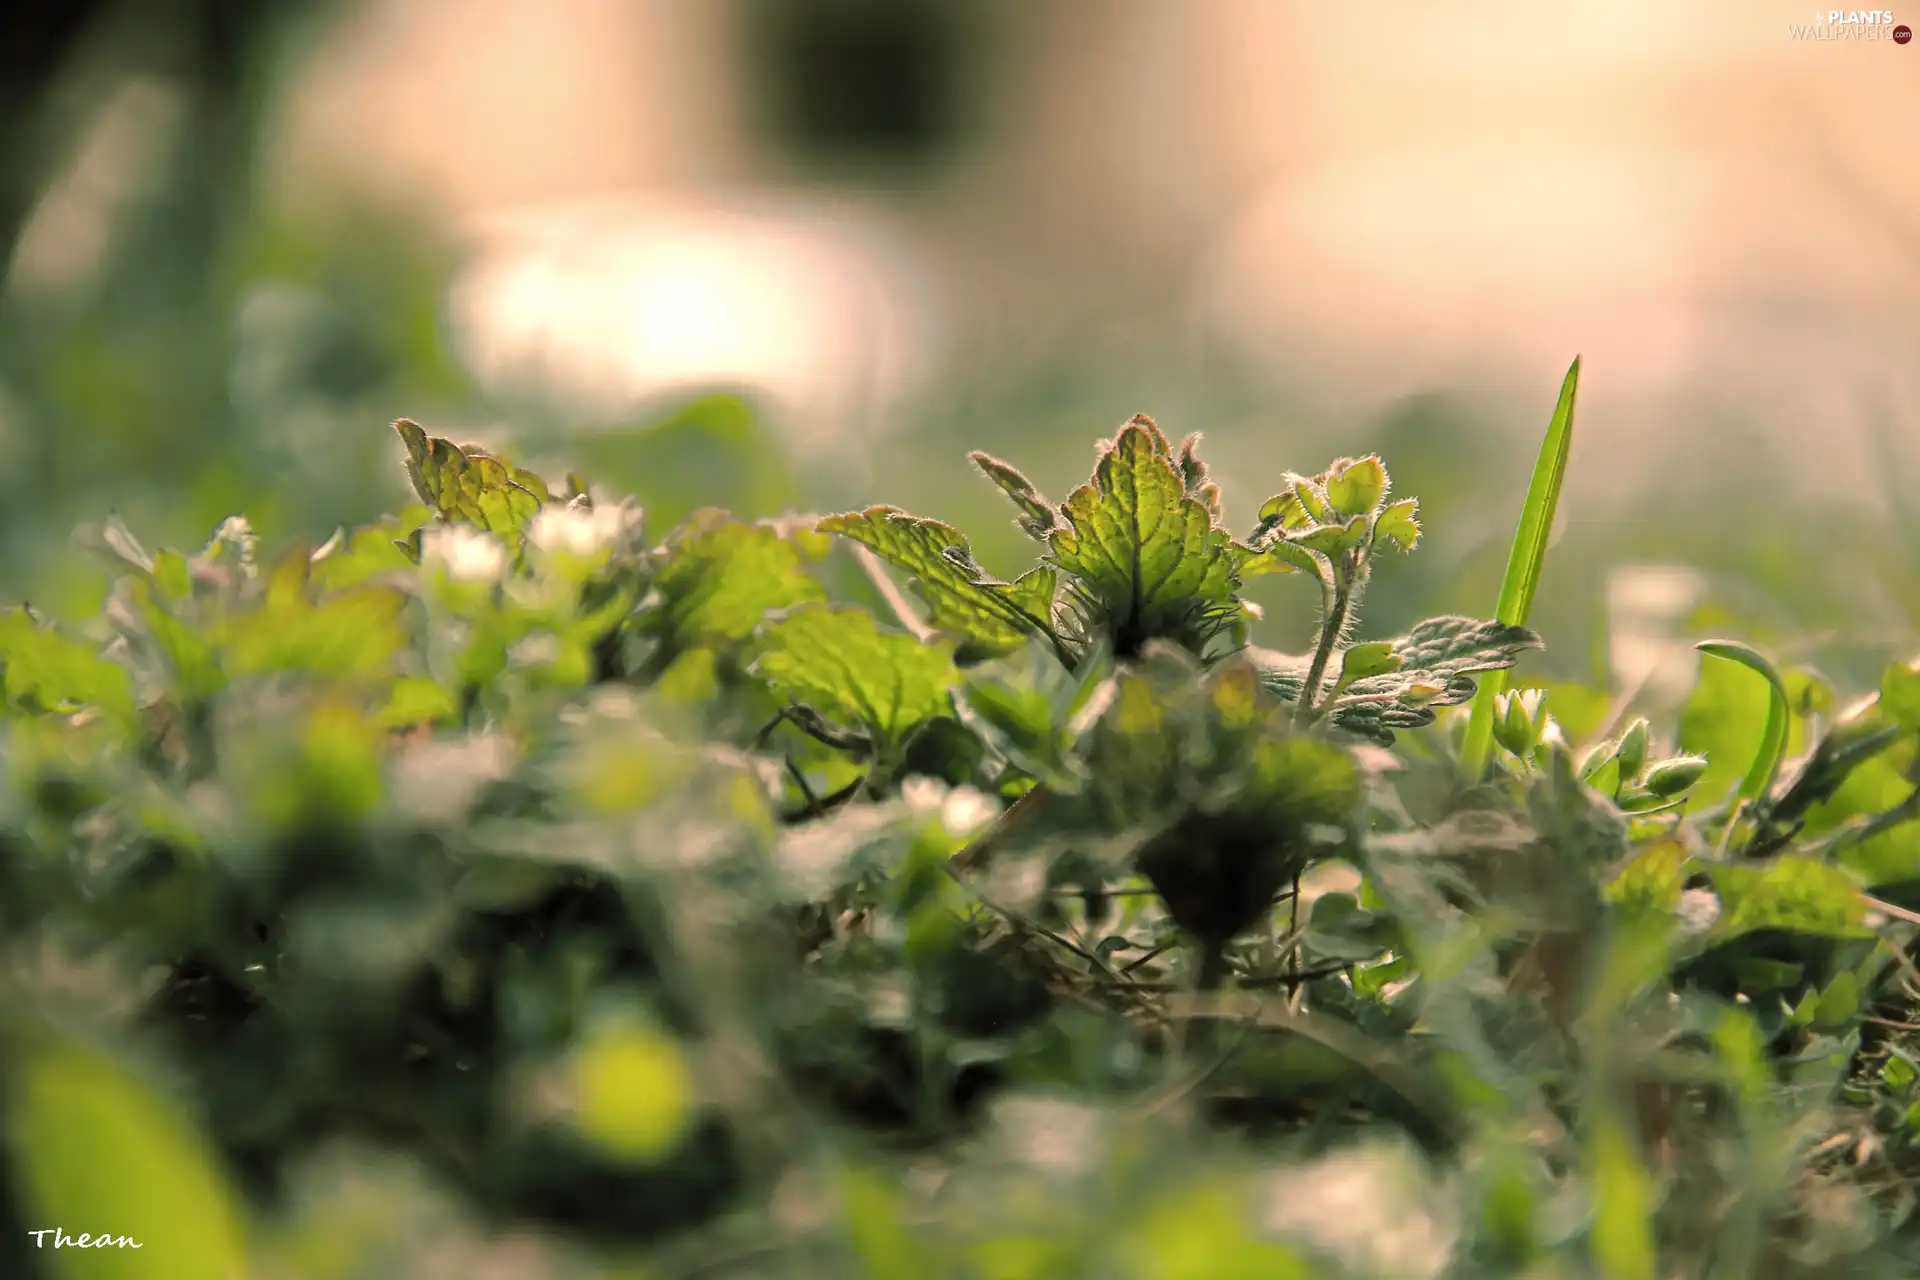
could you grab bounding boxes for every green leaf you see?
[1260,616,1542,745]
[1291,474,1334,524]
[1047,416,1242,656]
[1238,538,1319,579]
[220,586,410,683]
[394,418,548,537]
[1256,489,1312,532]
[1688,640,1790,808]
[7,1029,249,1279]
[1588,1110,1655,1280]
[1291,516,1367,556]
[954,637,1107,789]
[819,506,1052,660]
[969,450,1059,540]
[751,604,960,763]
[1325,455,1387,517]
[840,1165,934,1276]
[151,548,192,602]
[1135,1184,1309,1280]
[643,510,826,659]
[1372,498,1421,553]
[1802,735,1920,886]
[1604,838,1688,915]
[1335,641,1400,695]
[1461,356,1579,779]
[375,675,460,729]
[1880,657,1920,730]
[0,609,134,724]
[1177,433,1224,521]
[1814,969,1861,1029]
[1709,855,1871,941]
[1305,891,1395,961]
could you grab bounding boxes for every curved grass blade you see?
[1695,638,1790,807]
[1460,357,1580,780]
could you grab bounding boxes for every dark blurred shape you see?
[739,0,970,171]
[0,0,270,280]
[0,1,108,270]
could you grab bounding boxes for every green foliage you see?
[1461,357,1580,779]
[4,376,1920,1279]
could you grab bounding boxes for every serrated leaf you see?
[1237,539,1319,579]
[1291,474,1334,524]
[1291,521,1358,556]
[751,604,960,763]
[1322,699,1442,746]
[643,510,826,659]
[1257,617,1540,745]
[1373,498,1421,552]
[1325,455,1387,517]
[1176,433,1224,522]
[394,418,549,537]
[1048,416,1241,657]
[819,506,1052,660]
[1382,616,1543,689]
[1257,488,1312,532]
[969,451,1059,540]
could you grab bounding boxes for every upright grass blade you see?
[1460,357,1580,781]
[1694,639,1790,807]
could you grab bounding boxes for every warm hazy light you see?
[279,0,1920,489]
[449,199,939,440]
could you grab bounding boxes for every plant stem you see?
[1295,559,1355,727]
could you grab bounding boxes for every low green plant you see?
[2,388,1920,1278]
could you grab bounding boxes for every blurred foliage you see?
[2,405,1920,1277]
[3,7,1920,1275]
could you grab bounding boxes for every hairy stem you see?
[1295,557,1358,727]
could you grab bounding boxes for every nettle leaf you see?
[1708,855,1872,942]
[1335,641,1401,695]
[395,418,551,538]
[1373,498,1422,552]
[1252,616,1541,744]
[1237,538,1318,579]
[968,452,1059,540]
[1878,657,1920,730]
[0,609,135,723]
[1048,415,1242,658]
[953,637,1112,789]
[1176,433,1224,522]
[642,510,826,660]
[1325,455,1387,518]
[818,507,1054,661]
[751,603,960,764]
[1256,488,1313,533]
[310,511,430,592]
[221,585,412,683]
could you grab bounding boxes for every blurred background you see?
[3,0,1919,693]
